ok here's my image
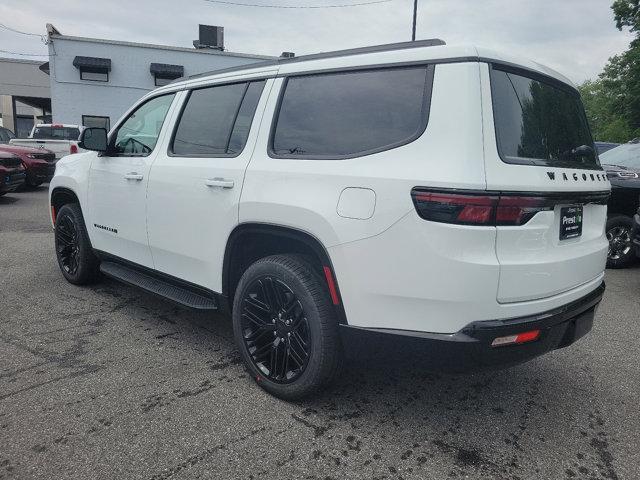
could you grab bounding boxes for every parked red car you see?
[0,151,27,196]
[0,128,56,187]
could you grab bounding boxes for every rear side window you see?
[172,80,265,156]
[490,66,599,169]
[271,66,433,159]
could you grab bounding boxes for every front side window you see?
[172,80,265,156]
[271,66,433,159]
[112,94,175,156]
[491,66,599,169]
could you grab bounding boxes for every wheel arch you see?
[222,223,347,324]
[50,187,81,220]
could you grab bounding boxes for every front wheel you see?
[54,203,101,284]
[232,255,342,400]
[606,215,636,269]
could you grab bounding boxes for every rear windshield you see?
[490,66,599,169]
[32,126,81,141]
[600,143,640,169]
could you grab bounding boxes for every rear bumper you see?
[340,281,604,371]
[633,214,640,258]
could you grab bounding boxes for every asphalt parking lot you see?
[1,187,639,480]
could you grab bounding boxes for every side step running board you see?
[100,261,218,310]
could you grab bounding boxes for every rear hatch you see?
[484,63,609,303]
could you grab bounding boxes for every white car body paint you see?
[50,42,609,335]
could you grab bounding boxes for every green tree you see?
[579,1,640,142]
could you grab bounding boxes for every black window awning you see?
[150,63,184,79]
[73,56,111,72]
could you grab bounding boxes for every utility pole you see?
[412,0,418,41]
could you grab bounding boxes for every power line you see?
[0,22,43,38]
[0,49,49,57]
[203,0,391,8]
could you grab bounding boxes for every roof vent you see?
[193,25,224,51]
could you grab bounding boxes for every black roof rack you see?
[182,38,446,82]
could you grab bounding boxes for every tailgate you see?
[495,193,608,303]
[482,62,610,303]
[11,139,70,159]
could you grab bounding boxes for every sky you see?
[0,0,634,84]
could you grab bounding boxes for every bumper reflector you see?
[491,329,540,347]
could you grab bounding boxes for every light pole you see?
[412,0,418,41]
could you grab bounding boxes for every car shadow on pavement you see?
[0,195,19,204]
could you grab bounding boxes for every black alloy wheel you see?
[54,203,100,284]
[56,214,80,275]
[240,276,310,383]
[605,215,636,269]
[232,255,342,400]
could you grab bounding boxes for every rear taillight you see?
[411,189,551,226]
[70,144,78,154]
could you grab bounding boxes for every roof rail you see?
[182,38,446,82]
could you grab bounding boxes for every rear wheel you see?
[606,215,636,269]
[232,255,342,400]
[54,203,100,284]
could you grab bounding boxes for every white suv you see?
[49,40,609,399]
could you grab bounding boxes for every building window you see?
[150,63,184,87]
[73,56,111,83]
[82,115,110,131]
[80,70,109,82]
[154,76,173,87]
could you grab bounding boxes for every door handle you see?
[124,173,143,181]
[205,178,234,189]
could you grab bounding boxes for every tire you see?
[232,255,342,400]
[25,175,42,188]
[54,203,101,284]
[606,215,636,269]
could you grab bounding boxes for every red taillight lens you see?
[495,196,547,225]
[412,189,552,226]
[70,144,78,154]
[412,192,498,225]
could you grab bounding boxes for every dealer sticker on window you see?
[560,205,583,240]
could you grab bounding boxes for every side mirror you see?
[79,127,108,153]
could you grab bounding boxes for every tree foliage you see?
[579,1,640,142]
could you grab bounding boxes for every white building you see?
[45,24,274,130]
